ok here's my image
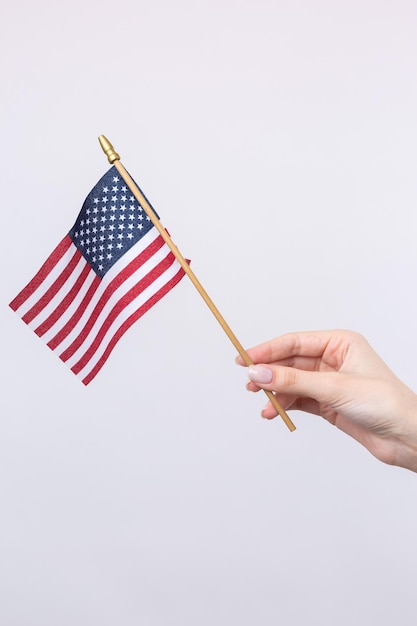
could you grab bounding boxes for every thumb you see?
[248,364,337,403]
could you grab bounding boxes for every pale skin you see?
[236,330,417,473]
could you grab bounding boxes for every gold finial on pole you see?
[98,135,120,163]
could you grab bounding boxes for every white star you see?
[116,243,123,249]
[112,176,119,183]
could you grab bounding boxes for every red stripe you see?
[81,265,186,385]
[22,248,82,324]
[71,251,177,374]
[9,236,73,312]
[60,234,166,362]
[47,274,101,350]
[34,263,92,337]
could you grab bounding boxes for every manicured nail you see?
[248,365,273,384]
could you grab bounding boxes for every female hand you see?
[237,330,417,472]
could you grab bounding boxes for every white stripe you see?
[62,242,173,368]
[27,255,88,331]
[40,268,97,344]
[75,258,183,382]
[14,245,78,319]
[46,229,161,350]
[59,228,163,360]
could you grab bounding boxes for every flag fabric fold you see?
[9,166,187,385]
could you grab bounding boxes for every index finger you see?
[236,330,340,365]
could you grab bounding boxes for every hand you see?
[236,330,417,472]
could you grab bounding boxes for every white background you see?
[1,1,417,624]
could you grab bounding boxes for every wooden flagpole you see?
[98,135,296,432]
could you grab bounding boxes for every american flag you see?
[9,166,187,385]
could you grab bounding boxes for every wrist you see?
[391,388,417,472]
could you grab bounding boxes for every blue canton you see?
[69,166,158,278]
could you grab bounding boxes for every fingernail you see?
[248,365,273,384]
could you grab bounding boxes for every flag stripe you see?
[22,247,82,324]
[47,272,101,350]
[40,266,99,345]
[75,257,185,383]
[106,228,166,293]
[14,242,79,321]
[71,251,178,374]
[28,253,90,332]
[9,236,73,312]
[80,263,186,385]
[32,229,160,350]
[34,262,93,337]
[59,234,169,363]
[52,229,161,356]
